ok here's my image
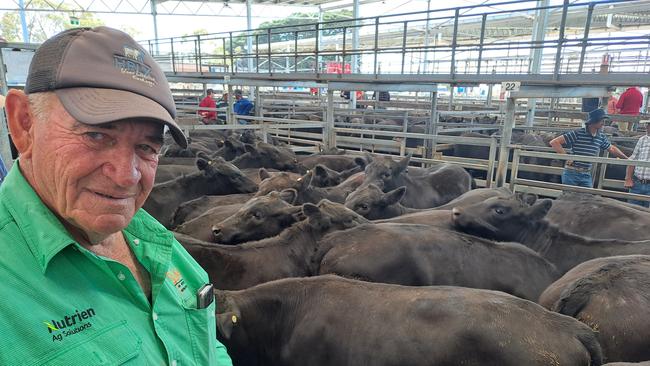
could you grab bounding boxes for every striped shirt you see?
[630,134,650,180]
[562,127,611,169]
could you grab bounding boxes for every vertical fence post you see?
[496,97,516,187]
[325,88,336,149]
[486,136,498,188]
[229,32,235,73]
[509,147,521,192]
[315,23,320,74]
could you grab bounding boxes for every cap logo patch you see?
[114,45,157,87]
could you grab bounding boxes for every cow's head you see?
[451,193,553,242]
[311,164,362,188]
[345,184,406,220]
[196,155,258,194]
[241,143,301,172]
[255,170,303,196]
[362,154,410,191]
[212,190,301,244]
[302,199,369,233]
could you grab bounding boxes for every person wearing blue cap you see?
[549,108,628,188]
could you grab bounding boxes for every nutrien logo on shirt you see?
[44,308,96,342]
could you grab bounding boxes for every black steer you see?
[215,275,602,366]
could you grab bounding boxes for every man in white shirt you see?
[625,121,650,207]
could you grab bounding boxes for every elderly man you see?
[549,108,628,188]
[0,27,231,365]
[625,121,650,207]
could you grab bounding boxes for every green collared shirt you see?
[0,162,232,365]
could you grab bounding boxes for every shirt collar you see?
[0,161,77,273]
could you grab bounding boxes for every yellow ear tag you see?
[232,315,238,324]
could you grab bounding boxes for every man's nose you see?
[103,150,142,187]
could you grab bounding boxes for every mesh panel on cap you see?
[25,28,87,94]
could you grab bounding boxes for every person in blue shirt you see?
[233,89,254,124]
[0,154,7,185]
[549,108,628,188]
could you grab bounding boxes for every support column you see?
[526,0,550,126]
[227,84,235,125]
[246,0,254,73]
[424,91,438,160]
[350,0,360,110]
[486,84,494,107]
[0,50,13,169]
[150,0,159,54]
[422,0,432,73]
[448,86,454,111]
[495,97,516,187]
[18,0,29,43]
[325,88,336,149]
[254,86,261,117]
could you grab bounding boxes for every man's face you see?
[29,98,164,239]
[591,120,605,130]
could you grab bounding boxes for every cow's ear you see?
[196,158,209,171]
[196,151,209,160]
[516,192,538,206]
[279,188,298,205]
[259,168,271,181]
[354,157,368,169]
[527,199,552,221]
[314,165,328,178]
[216,312,239,340]
[296,171,312,191]
[302,203,321,218]
[244,144,257,155]
[381,186,406,206]
[395,154,411,173]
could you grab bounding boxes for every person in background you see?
[616,86,644,131]
[0,27,231,365]
[549,108,628,188]
[625,121,650,207]
[233,89,254,124]
[198,88,217,124]
[607,93,618,115]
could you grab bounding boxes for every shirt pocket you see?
[184,301,218,364]
[25,320,142,366]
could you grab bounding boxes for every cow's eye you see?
[252,211,262,219]
[360,204,368,210]
[494,208,504,215]
[382,172,390,178]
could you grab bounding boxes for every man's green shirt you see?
[0,163,232,365]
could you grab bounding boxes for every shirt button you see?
[133,239,140,246]
[152,312,158,321]
[117,272,126,281]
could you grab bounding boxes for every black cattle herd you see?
[146,128,650,365]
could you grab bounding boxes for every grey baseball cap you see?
[25,26,187,148]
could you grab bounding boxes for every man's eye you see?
[137,144,159,154]
[85,132,107,141]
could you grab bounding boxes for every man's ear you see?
[5,89,35,158]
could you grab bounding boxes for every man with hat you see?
[233,89,253,124]
[625,120,650,207]
[549,108,628,188]
[0,27,231,365]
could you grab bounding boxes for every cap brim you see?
[55,87,187,148]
